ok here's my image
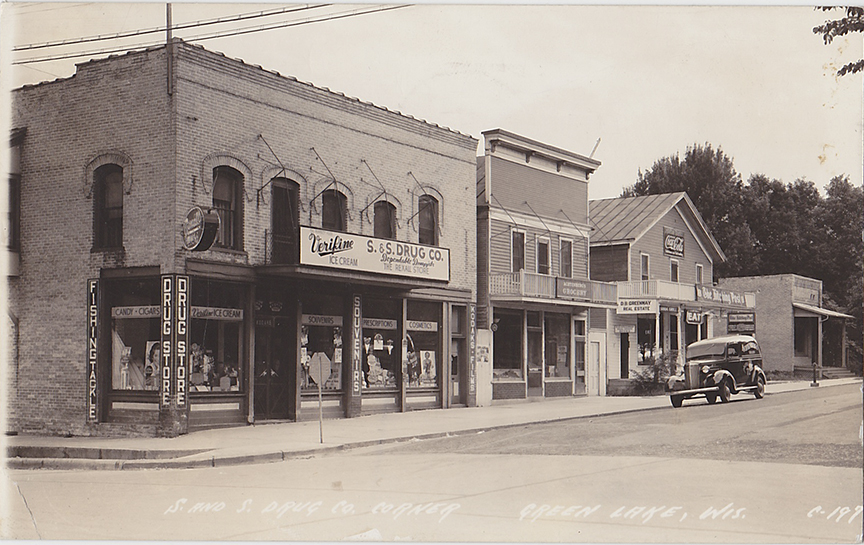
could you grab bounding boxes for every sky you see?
[1,2,861,200]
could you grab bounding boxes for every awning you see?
[793,302,854,320]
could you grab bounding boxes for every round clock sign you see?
[182,206,220,251]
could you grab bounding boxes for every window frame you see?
[511,229,526,273]
[537,236,551,275]
[212,166,244,251]
[559,238,573,278]
[696,263,704,285]
[640,253,650,281]
[321,189,347,232]
[373,200,397,240]
[670,258,680,283]
[417,194,439,246]
[93,163,124,250]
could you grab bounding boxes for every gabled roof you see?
[589,192,726,263]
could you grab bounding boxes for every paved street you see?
[3,384,862,542]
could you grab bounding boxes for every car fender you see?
[752,366,766,384]
[711,369,734,388]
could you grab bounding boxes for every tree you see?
[623,143,757,278]
[813,7,864,76]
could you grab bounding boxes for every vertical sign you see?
[468,304,476,394]
[175,275,189,407]
[352,295,362,395]
[161,275,173,407]
[86,279,99,422]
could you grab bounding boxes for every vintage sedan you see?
[665,335,767,408]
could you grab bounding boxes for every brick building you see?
[476,129,617,400]
[718,274,853,377]
[8,41,478,437]
[589,192,756,387]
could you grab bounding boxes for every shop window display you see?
[189,279,245,392]
[108,278,161,392]
[405,300,441,389]
[300,322,343,392]
[544,313,571,378]
[493,310,524,379]
[362,298,401,389]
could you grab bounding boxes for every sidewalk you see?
[5,378,860,471]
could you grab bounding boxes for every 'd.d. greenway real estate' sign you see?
[300,226,450,281]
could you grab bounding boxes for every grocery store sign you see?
[300,226,450,281]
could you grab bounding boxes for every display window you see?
[300,294,344,393]
[362,297,401,390]
[405,300,441,389]
[107,278,161,392]
[189,279,246,393]
[637,316,657,363]
[544,313,571,378]
[493,309,524,380]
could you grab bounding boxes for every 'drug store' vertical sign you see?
[161,275,190,409]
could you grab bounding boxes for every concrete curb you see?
[6,378,859,471]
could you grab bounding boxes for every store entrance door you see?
[254,317,293,420]
[450,338,465,406]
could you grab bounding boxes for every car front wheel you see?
[754,376,765,399]
[671,395,683,408]
[718,380,732,403]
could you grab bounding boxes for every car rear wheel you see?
[718,380,732,403]
[706,393,717,404]
[670,395,683,408]
[754,376,765,399]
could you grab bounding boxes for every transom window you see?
[212,166,244,250]
[94,163,124,249]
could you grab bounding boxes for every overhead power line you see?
[14,4,331,52]
[13,5,410,66]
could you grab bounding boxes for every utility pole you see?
[166,3,173,95]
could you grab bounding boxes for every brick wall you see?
[8,42,478,435]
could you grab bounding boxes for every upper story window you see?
[418,194,439,246]
[696,264,704,285]
[374,201,396,239]
[212,166,244,250]
[559,239,573,278]
[321,189,347,232]
[670,259,679,283]
[270,178,300,264]
[640,253,650,281]
[512,230,525,272]
[93,164,124,249]
[8,174,20,251]
[537,237,550,275]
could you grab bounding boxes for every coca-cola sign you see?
[663,227,685,257]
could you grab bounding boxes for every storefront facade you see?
[718,274,852,377]
[9,42,477,437]
[476,129,616,400]
[589,193,756,384]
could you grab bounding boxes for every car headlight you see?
[701,365,710,374]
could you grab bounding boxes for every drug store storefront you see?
[255,226,475,422]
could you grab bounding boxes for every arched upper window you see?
[213,166,244,250]
[94,164,124,249]
[321,189,347,232]
[374,201,396,240]
[270,178,300,264]
[418,194,439,246]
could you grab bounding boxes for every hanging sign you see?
[300,226,450,281]
[182,206,220,252]
[686,310,703,324]
[663,227,685,258]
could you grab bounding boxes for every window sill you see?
[91,246,126,254]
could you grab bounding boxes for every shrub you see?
[629,351,679,395]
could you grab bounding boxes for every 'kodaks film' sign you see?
[300,227,450,281]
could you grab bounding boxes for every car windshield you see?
[686,342,726,360]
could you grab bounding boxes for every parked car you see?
[665,335,767,408]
